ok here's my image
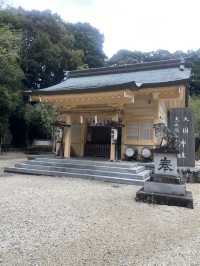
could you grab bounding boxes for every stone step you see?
[23,160,145,174]
[27,154,56,160]
[4,167,149,186]
[14,163,150,180]
[32,157,139,169]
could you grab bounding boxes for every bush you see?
[25,102,57,142]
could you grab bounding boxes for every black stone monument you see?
[169,108,195,168]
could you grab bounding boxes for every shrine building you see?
[30,59,191,161]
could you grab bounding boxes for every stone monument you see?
[135,123,193,208]
[169,108,195,168]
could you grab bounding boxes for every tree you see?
[0,24,24,149]
[108,49,177,66]
[24,103,57,142]
[0,25,24,89]
[0,9,106,90]
[0,86,19,149]
[68,23,106,68]
[189,96,200,136]
[18,10,80,89]
[108,49,144,65]
[0,7,107,147]
[187,50,200,95]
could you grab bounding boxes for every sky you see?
[9,0,200,58]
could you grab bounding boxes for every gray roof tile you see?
[36,60,191,94]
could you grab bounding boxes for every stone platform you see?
[4,157,151,186]
[135,188,193,209]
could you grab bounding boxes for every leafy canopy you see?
[0,24,24,142]
[25,103,58,139]
[0,86,19,140]
[189,97,200,135]
[0,8,106,90]
[0,25,24,89]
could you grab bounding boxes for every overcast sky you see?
[10,0,200,57]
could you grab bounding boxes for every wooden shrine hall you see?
[30,59,191,161]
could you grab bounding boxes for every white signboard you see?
[154,153,177,176]
[111,128,118,144]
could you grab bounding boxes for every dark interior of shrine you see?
[84,126,121,159]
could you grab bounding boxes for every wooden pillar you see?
[120,115,125,160]
[110,142,115,161]
[63,115,71,159]
[80,122,86,157]
[63,126,71,158]
[110,114,119,161]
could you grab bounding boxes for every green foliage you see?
[18,10,76,89]
[68,23,106,68]
[25,103,57,140]
[0,8,106,89]
[108,49,183,66]
[0,24,24,147]
[189,96,200,135]
[0,7,106,146]
[186,51,200,95]
[0,25,24,89]
[0,86,19,141]
[108,49,144,65]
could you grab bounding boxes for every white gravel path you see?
[0,156,200,265]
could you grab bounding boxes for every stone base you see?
[135,188,193,209]
[150,173,181,184]
[144,181,186,196]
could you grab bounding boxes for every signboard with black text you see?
[169,108,195,167]
[154,153,178,175]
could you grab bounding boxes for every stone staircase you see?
[4,157,151,186]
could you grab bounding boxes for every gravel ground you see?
[0,156,200,265]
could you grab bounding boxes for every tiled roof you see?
[35,59,191,94]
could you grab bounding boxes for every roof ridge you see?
[69,59,182,78]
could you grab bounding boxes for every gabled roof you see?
[33,59,191,95]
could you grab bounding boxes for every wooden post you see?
[110,143,115,161]
[80,122,86,157]
[52,125,57,154]
[110,114,119,161]
[63,115,71,159]
[63,126,71,158]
